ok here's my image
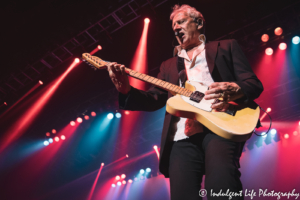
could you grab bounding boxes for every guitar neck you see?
[124,67,192,97]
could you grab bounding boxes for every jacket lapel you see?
[205,41,219,74]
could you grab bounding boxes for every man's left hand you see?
[204,82,245,111]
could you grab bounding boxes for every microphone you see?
[174,31,182,45]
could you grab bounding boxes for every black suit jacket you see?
[119,39,263,177]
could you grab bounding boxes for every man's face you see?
[172,11,202,49]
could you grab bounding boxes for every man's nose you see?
[173,23,181,31]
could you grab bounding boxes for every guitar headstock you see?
[82,53,109,70]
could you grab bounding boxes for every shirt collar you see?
[176,42,205,61]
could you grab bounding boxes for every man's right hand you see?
[107,62,131,95]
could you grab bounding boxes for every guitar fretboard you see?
[125,68,193,97]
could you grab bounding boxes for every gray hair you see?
[170,4,205,22]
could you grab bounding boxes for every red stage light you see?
[153,145,158,149]
[91,111,96,117]
[265,48,273,55]
[61,135,66,140]
[39,80,43,85]
[77,117,83,123]
[70,121,75,126]
[84,115,89,120]
[293,131,298,136]
[261,34,269,42]
[126,154,129,158]
[98,45,102,50]
[121,174,126,179]
[144,18,150,23]
[299,121,300,126]
[75,58,80,63]
[54,136,59,142]
[116,175,120,180]
[101,163,104,166]
[266,108,271,112]
[122,180,126,184]
[284,134,289,139]
[279,43,287,50]
[4,102,7,106]
[128,179,133,183]
[52,129,56,134]
[125,111,130,115]
[274,27,283,36]
[46,132,50,137]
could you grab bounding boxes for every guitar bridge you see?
[190,91,204,103]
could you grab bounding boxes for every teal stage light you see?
[270,129,277,135]
[48,138,53,143]
[146,168,151,173]
[107,113,114,119]
[115,112,122,118]
[140,169,145,174]
[292,36,300,45]
[44,141,49,146]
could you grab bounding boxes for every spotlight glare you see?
[128,179,133,183]
[61,135,66,140]
[279,43,287,50]
[284,134,289,139]
[84,115,89,120]
[144,18,150,23]
[4,102,7,106]
[126,154,129,158]
[91,111,96,117]
[70,121,75,126]
[274,27,283,36]
[265,48,273,55]
[270,129,277,135]
[46,132,50,137]
[101,163,104,166]
[266,108,271,112]
[125,111,130,115]
[107,113,114,119]
[146,168,151,173]
[140,176,144,180]
[116,175,120,180]
[140,169,145,174]
[121,174,126,179]
[115,112,121,118]
[261,34,269,42]
[77,117,83,123]
[262,132,267,138]
[75,58,80,63]
[153,145,158,150]
[98,45,102,50]
[293,131,298,136]
[39,80,43,85]
[52,129,56,134]
[48,138,53,143]
[122,180,126,184]
[44,141,49,146]
[117,181,121,186]
[54,136,59,142]
[112,184,116,187]
[134,177,138,181]
[292,36,300,45]
[299,121,300,126]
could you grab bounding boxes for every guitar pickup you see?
[190,91,204,103]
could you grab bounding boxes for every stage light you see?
[61,135,66,140]
[279,43,287,50]
[77,117,83,123]
[125,111,130,115]
[261,34,269,42]
[70,121,75,126]
[140,169,145,174]
[48,138,53,143]
[299,121,300,126]
[117,181,121,186]
[284,134,289,139]
[44,141,49,146]
[146,168,151,173]
[128,179,133,183]
[293,131,298,136]
[153,145,158,149]
[84,115,89,120]
[112,184,116,187]
[39,80,43,85]
[52,129,56,134]
[265,48,273,55]
[140,176,145,180]
[121,174,126,179]
[46,132,50,137]
[126,154,129,158]
[270,129,277,135]
[262,132,267,138]
[54,136,59,142]
[267,108,271,112]
[107,113,114,119]
[116,175,120,180]
[75,58,80,63]
[134,177,138,181]
[101,163,104,166]
[122,180,126,184]
[91,111,96,117]
[144,18,150,23]
[115,112,121,118]
[292,36,300,45]
[274,27,283,36]
[98,45,102,50]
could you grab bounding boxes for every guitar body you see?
[166,81,260,142]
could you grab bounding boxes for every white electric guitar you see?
[82,53,260,142]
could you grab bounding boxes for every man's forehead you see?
[172,12,189,22]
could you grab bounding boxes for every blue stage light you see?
[146,168,151,173]
[117,181,121,186]
[292,36,300,45]
[107,113,114,119]
[115,112,122,118]
[112,184,116,187]
[140,169,145,174]
[270,129,277,135]
[262,132,267,138]
[48,138,53,143]
[44,141,49,146]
